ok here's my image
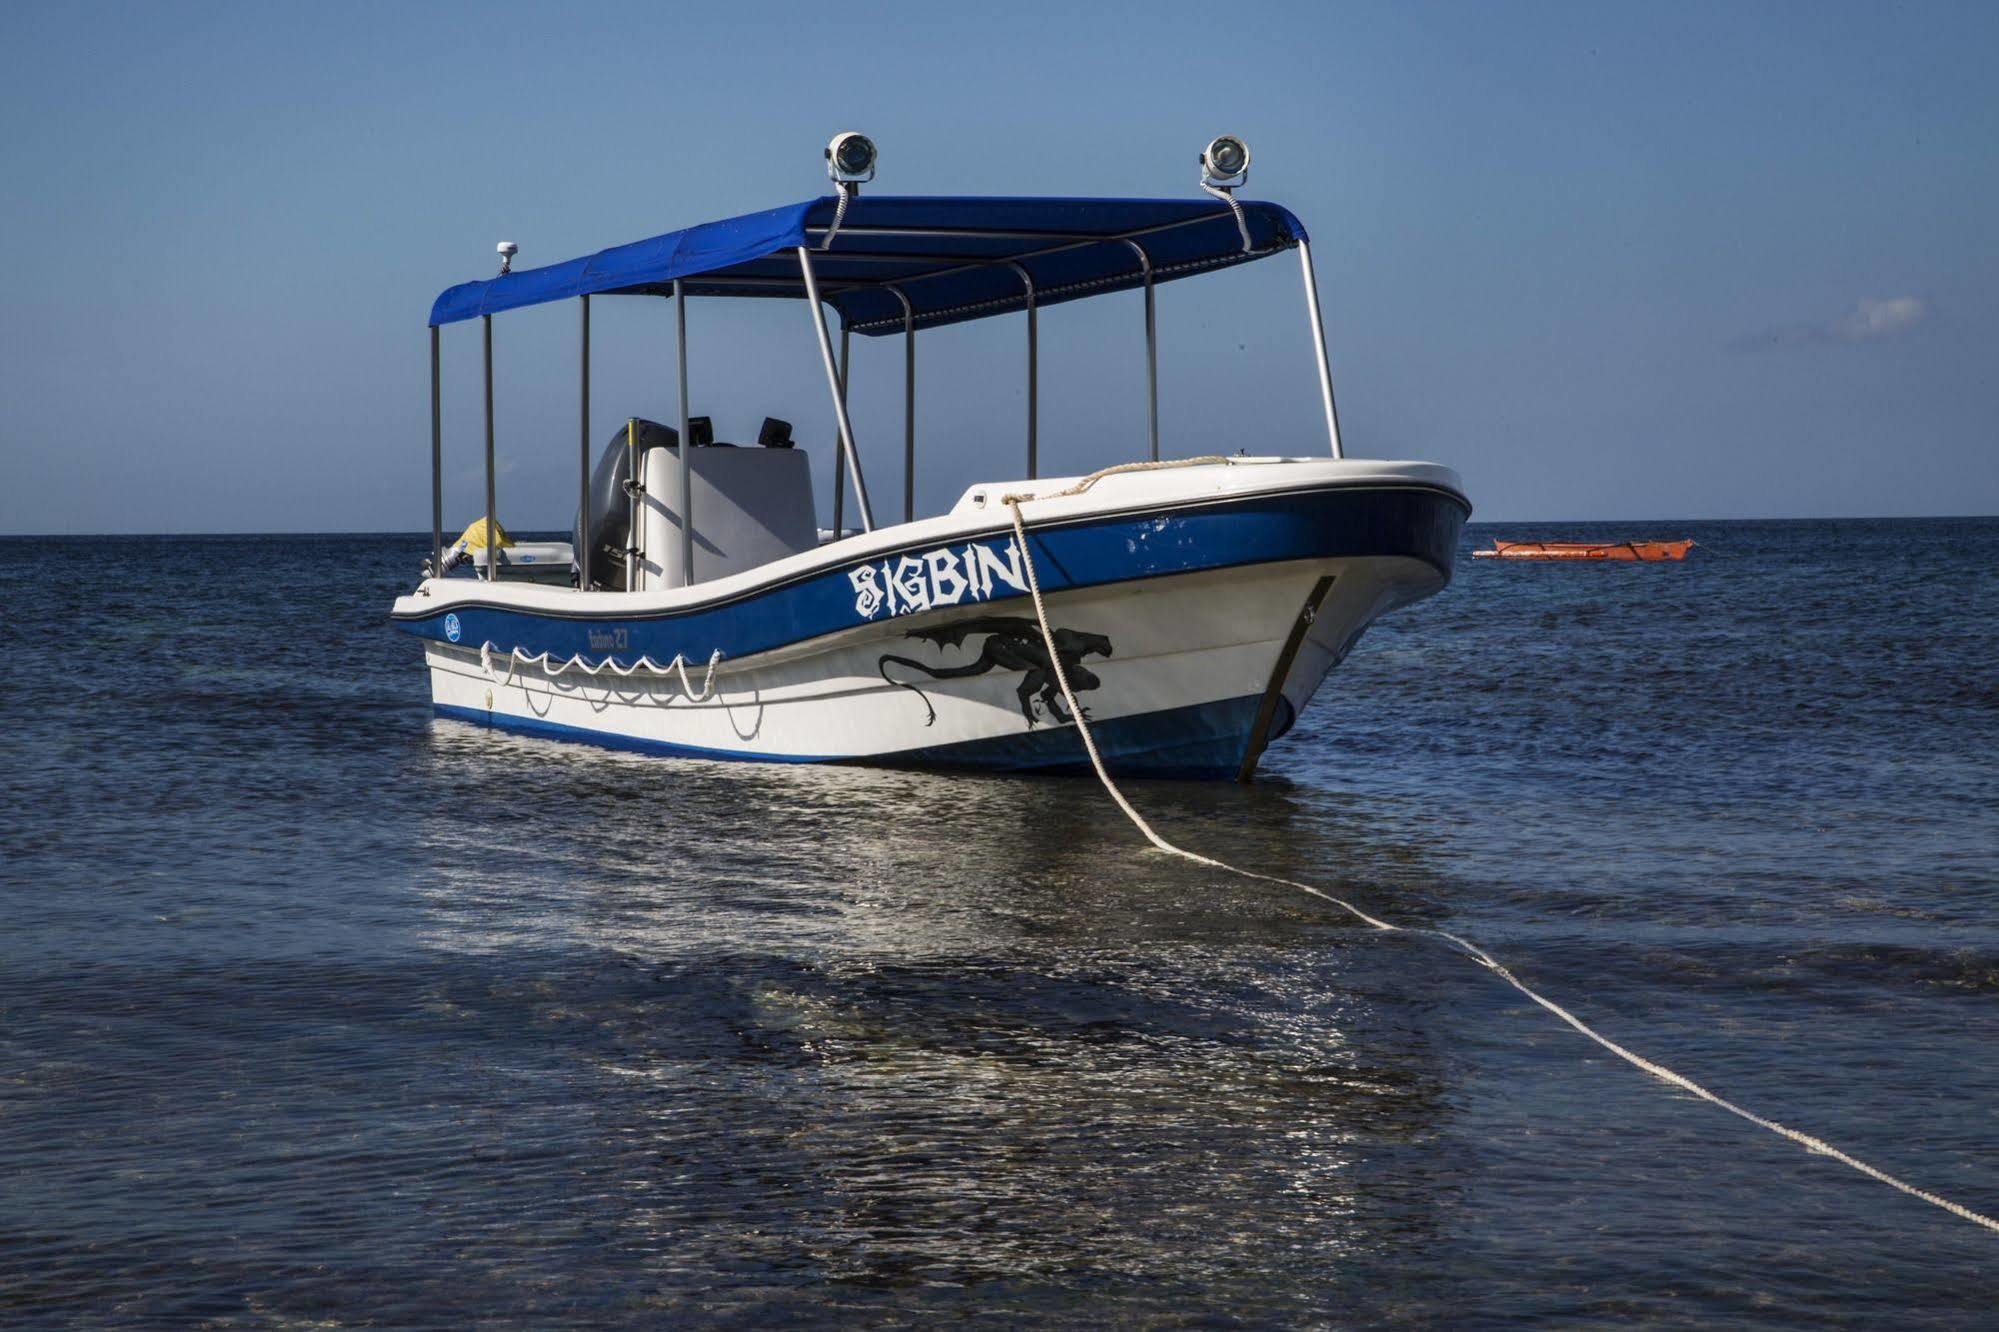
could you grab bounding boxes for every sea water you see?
[2,519,1995,1325]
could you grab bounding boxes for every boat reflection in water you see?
[409,721,1460,1302]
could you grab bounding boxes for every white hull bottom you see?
[424,556,1442,779]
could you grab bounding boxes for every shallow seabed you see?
[3,519,1996,1326]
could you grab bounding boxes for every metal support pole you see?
[1123,240,1158,462]
[892,287,915,523]
[481,314,496,582]
[624,418,638,590]
[1297,240,1344,459]
[832,325,850,538]
[577,296,591,591]
[429,325,442,579]
[1009,263,1037,479]
[673,279,693,585]
[795,247,874,532]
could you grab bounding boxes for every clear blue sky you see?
[3,0,1995,533]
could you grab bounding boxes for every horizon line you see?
[3,514,1996,540]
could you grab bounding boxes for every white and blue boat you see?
[390,135,1469,779]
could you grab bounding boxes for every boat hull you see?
[392,460,1469,779]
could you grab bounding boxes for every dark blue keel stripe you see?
[434,704,837,764]
[435,694,1267,779]
[876,694,1265,778]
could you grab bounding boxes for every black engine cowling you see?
[574,420,677,590]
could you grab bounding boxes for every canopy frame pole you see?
[800,212,1229,246]
[1297,240,1344,459]
[429,325,442,580]
[624,418,638,590]
[482,314,496,582]
[889,286,915,523]
[673,279,694,585]
[1008,262,1037,479]
[796,247,874,532]
[577,296,591,591]
[832,325,849,538]
[1122,240,1158,461]
[800,211,1263,298]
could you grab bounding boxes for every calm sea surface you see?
[2,519,1996,1326]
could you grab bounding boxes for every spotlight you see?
[496,240,518,275]
[1200,135,1251,187]
[825,132,877,185]
[1197,137,1254,254]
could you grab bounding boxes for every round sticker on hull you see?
[443,613,462,643]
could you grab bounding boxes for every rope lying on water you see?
[998,492,1999,1237]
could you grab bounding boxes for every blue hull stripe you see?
[435,693,1267,778]
[395,485,1465,670]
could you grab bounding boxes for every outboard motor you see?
[575,420,677,589]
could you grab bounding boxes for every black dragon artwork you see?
[878,616,1114,727]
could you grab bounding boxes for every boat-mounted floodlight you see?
[821,131,876,249]
[1197,135,1254,253]
[1200,135,1251,188]
[496,241,518,275]
[826,132,877,185]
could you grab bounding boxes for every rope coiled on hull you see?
[999,493,1999,1238]
[477,641,725,701]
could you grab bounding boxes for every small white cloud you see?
[1830,296,1925,342]
[1734,295,1928,351]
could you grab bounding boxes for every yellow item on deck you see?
[451,517,513,554]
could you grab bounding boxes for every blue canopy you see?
[428,195,1308,335]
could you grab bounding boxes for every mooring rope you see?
[480,641,725,701]
[1017,454,1236,502]
[999,495,1998,1236]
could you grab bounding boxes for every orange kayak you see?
[1472,539,1693,562]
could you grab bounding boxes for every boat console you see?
[574,418,813,591]
[632,434,816,590]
